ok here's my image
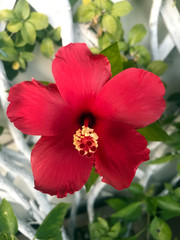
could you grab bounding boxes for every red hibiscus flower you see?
[7,43,165,198]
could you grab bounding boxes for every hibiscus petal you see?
[52,43,111,106]
[7,79,72,136]
[95,119,149,190]
[95,68,165,129]
[31,134,93,197]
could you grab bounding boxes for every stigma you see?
[73,125,98,157]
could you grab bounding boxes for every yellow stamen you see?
[73,125,98,157]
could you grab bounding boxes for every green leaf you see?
[18,57,26,69]
[112,202,142,220]
[118,41,128,52]
[177,162,180,175]
[101,42,123,77]
[108,222,121,238]
[7,21,22,33]
[0,199,18,235]
[21,22,36,45]
[85,167,99,192]
[150,217,172,240]
[75,3,97,22]
[137,122,171,142]
[14,0,30,20]
[15,32,27,47]
[147,61,168,76]
[0,47,18,62]
[149,154,173,164]
[168,92,180,102]
[165,131,180,150]
[0,10,17,22]
[48,27,61,41]
[40,37,54,58]
[0,32,14,47]
[130,45,151,66]
[97,217,109,230]
[20,51,34,61]
[0,233,18,240]
[102,14,117,34]
[146,197,157,216]
[98,33,111,50]
[95,0,113,10]
[128,183,144,197]
[111,1,133,17]
[28,12,49,30]
[35,203,70,239]
[128,24,147,46]
[106,198,127,211]
[0,126,4,135]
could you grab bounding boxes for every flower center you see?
[73,125,98,158]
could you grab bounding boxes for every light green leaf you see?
[28,12,49,30]
[112,202,142,220]
[95,0,113,10]
[48,27,61,41]
[21,51,34,61]
[150,217,172,240]
[148,154,175,165]
[21,22,36,45]
[128,24,147,46]
[7,21,22,33]
[36,203,70,239]
[98,33,111,50]
[0,233,18,240]
[0,10,17,22]
[0,199,18,235]
[106,198,127,211]
[15,32,27,47]
[138,122,171,142]
[14,0,30,20]
[111,1,133,17]
[102,14,117,34]
[85,167,99,192]
[0,31,14,47]
[118,41,128,51]
[18,57,26,69]
[147,60,168,76]
[0,47,18,62]
[101,42,123,77]
[130,45,151,66]
[97,217,109,230]
[40,37,54,58]
[75,3,97,22]
[108,222,121,238]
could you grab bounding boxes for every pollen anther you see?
[73,125,98,157]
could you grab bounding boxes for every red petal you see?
[94,119,149,190]
[95,68,165,129]
[52,43,111,106]
[31,134,93,198]
[7,79,72,136]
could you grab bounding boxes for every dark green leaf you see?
[147,61,168,76]
[128,24,147,46]
[137,122,171,142]
[177,162,180,175]
[14,0,30,20]
[0,126,3,135]
[0,10,17,22]
[7,21,22,33]
[150,217,172,240]
[0,47,18,62]
[120,237,138,240]
[36,203,70,239]
[112,202,142,220]
[21,22,36,45]
[101,42,123,77]
[106,198,127,211]
[111,1,133,17]
[102,14,117,34]
[15,32,26,47]
[128,183,144,197]
[0,233,18,240]
[28,12,49,30]
[166,131,180,150]
[167,93,180,102]
[40,37,54,58]
[85,167,99,192]
[146,197,157,216]
[0,199,18,235]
